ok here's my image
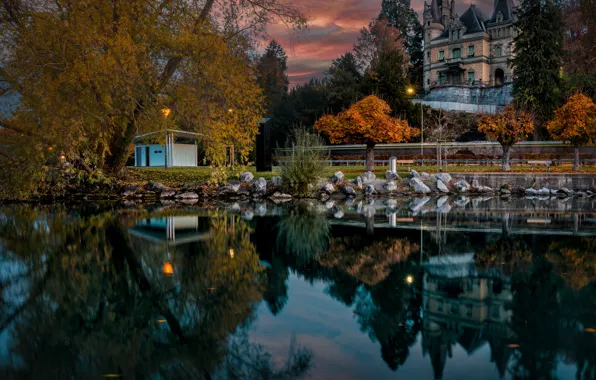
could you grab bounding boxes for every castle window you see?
[458,29,462,39]
[438,50,444,61]
[452,30,457,40]
[439,71,446,84]
[496,11,503,23]
[498,29,502,38]
[466,304,473,317]
[496,46,502,57]
[468,45,475,57]
[452,48,461,59]
[468,70,475,83]
[427,51,430,61]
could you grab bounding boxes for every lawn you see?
[126,164,596,187]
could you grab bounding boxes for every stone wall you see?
[416,83,512,113]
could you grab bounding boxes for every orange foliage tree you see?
[478,106,534,171]
[547,93,596,171]
[314,95,419,171]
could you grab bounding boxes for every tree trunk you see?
[501,144,511,172]
[366,142,375,172]
[573,146,579,171]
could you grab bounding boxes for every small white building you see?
[133,129,200,167]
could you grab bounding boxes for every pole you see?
[164,129,168,169]
[420,101,424,158]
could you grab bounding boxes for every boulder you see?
[252,177,267,194]
[385,170,399,181]
[325,200,335,209]
[420,172,431,180]
[239,172,254,183]
[525,188,538,195]
[361,171,376,183]
[364,184,377,195]
[410,196,430,215]
[323,183,335,194]
[471,179,481,189]
[160,190,176,198]
[409,177,431,194]
[408,170,420,179]
[478,186,493,193]
[558,187,572,196]
[385,181,398,192]
[343,186,357,196]
[331,171,344,184]
[271,192,292,199]
[354,176,364,189]
[455,180,470,193]
[145,181,168,192]
[434,173,452,184]
[500,188,512,194]
[176,192,199,199]
[271,176,282,187]
[121,185,139,197]
[537,187,551,195]
[437,179,450,193]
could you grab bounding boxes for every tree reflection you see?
[0,206,312,379]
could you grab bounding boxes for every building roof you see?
[134,129,204,144]
[488,0,516,24]
[460,5,489,33]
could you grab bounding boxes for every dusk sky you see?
[266,0,495,86]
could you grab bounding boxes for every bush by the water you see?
[279,129,328,197]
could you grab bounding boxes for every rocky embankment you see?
[116,170,596,203]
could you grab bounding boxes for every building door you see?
[135,147,142,166]
[145,146,150,166]
[495,69,505,86]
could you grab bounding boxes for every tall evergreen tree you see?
[325,52,364,113]
[512,0,565,128]
[256,40,289,114]
[379,0,424,89]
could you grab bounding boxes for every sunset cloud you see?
[266,0,495,86]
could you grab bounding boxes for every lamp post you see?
[407,88,424,158]
[162,108,171,169]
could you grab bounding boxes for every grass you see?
[126,164,596,187]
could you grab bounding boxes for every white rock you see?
[437,179,450,193]
[361,171,376,183]
[239,172,254,183]
[409,177,431,194]
[409,170,420,179]
[385,181,397,191]
[343,186,357,196]
[160,190,176,198]
[252,177,267,194]
[455,180,470,192]
[410,196,430,215]
[434,173,452,184]
[385,170,399,180]
[365,184,377,195]
[323,183,335,194]
[420,172,430,180]
[176,192,199,199]
[331,171,344,184]
[354,176,364,189]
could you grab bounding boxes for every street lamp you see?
[406,88,424,158]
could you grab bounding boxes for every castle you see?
[420,0,517,112]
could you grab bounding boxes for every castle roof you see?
[488,0,516,24]
[460,5,489,33]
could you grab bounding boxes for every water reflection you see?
[0,199,595,379]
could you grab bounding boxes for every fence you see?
[321,158,596,168]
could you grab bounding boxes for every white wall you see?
[172,143,197,167]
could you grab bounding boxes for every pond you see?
[0,196,595,379]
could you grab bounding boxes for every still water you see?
[0,196,595,379]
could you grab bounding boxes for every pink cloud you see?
[266,0,495,86]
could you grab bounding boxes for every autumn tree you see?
[478,106,534,171]
[547,93,596,171]
[0,0,306,196]
[315,95,419,171]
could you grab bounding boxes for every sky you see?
[266,0,495,86]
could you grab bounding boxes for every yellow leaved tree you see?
[547,93,596,171]
[0,0,306,198]
[314,95,419,171]
[478,106,534,171]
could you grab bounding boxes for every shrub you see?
[279,128,328,197]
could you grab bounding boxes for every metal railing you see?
[318,158,596,168]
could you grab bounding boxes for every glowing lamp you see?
[229,248,235,258]
[161,108,171,117]
[162,261,174,275]
[406,87,415,95]
[406,275,414,285]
